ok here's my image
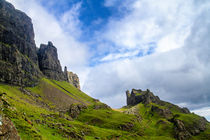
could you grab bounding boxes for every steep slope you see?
[0,80,143,140]
[1,84,209,140]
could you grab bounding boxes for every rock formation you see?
[38,42,65,81]
[126,89,160,106]
[67,71,80,89]
[64,66,80,89]
[0,0,42,86]
[0,0,82,86]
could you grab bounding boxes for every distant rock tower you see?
[64,66,68,81]
[64,66,80,90]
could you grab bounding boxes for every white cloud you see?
[192,107,210,121]
[60,2,82,38]
[100,50,139,62]
[83,0,210,113]
[101,0,197,55]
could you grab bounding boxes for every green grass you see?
[51,79,95,104]
[0,80,209,140]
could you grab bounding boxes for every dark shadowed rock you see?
[0,0,38,63]
[126,89,160,106]
[174,119,192,140]
[170,115,208,140]
[38,42,65,81]
[151,105,173,119]
[0,0,42,86]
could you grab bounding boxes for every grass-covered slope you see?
[0,79,209,140]
[0,79,143,139]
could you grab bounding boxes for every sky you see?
[7,0,210,121]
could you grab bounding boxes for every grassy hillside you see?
[0,79,209,140]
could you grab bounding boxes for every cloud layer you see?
[83,0,210,112]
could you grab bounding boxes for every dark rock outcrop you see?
[174,119,192,140]
[151,105,173,119]
[126,89,160,106]
[0,0,80,86]
[0,0,38,63]
[172,117,208,140]
[68,104,87,118]
[38,42,65,81]
[0,0,42,86]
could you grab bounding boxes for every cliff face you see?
[0,0,38,63]
[0,0,71,86]
[38,42,65,81]
[0,0,42,86]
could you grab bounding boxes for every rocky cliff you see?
[38,42,65,81]
[0,0,42,86]
[0,0,72,85]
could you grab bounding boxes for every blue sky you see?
[8,0,210,121]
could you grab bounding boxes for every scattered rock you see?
[118,122,134,131]
[0,115,20,140]
[151,105,173,119]
[68,104,87,118]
